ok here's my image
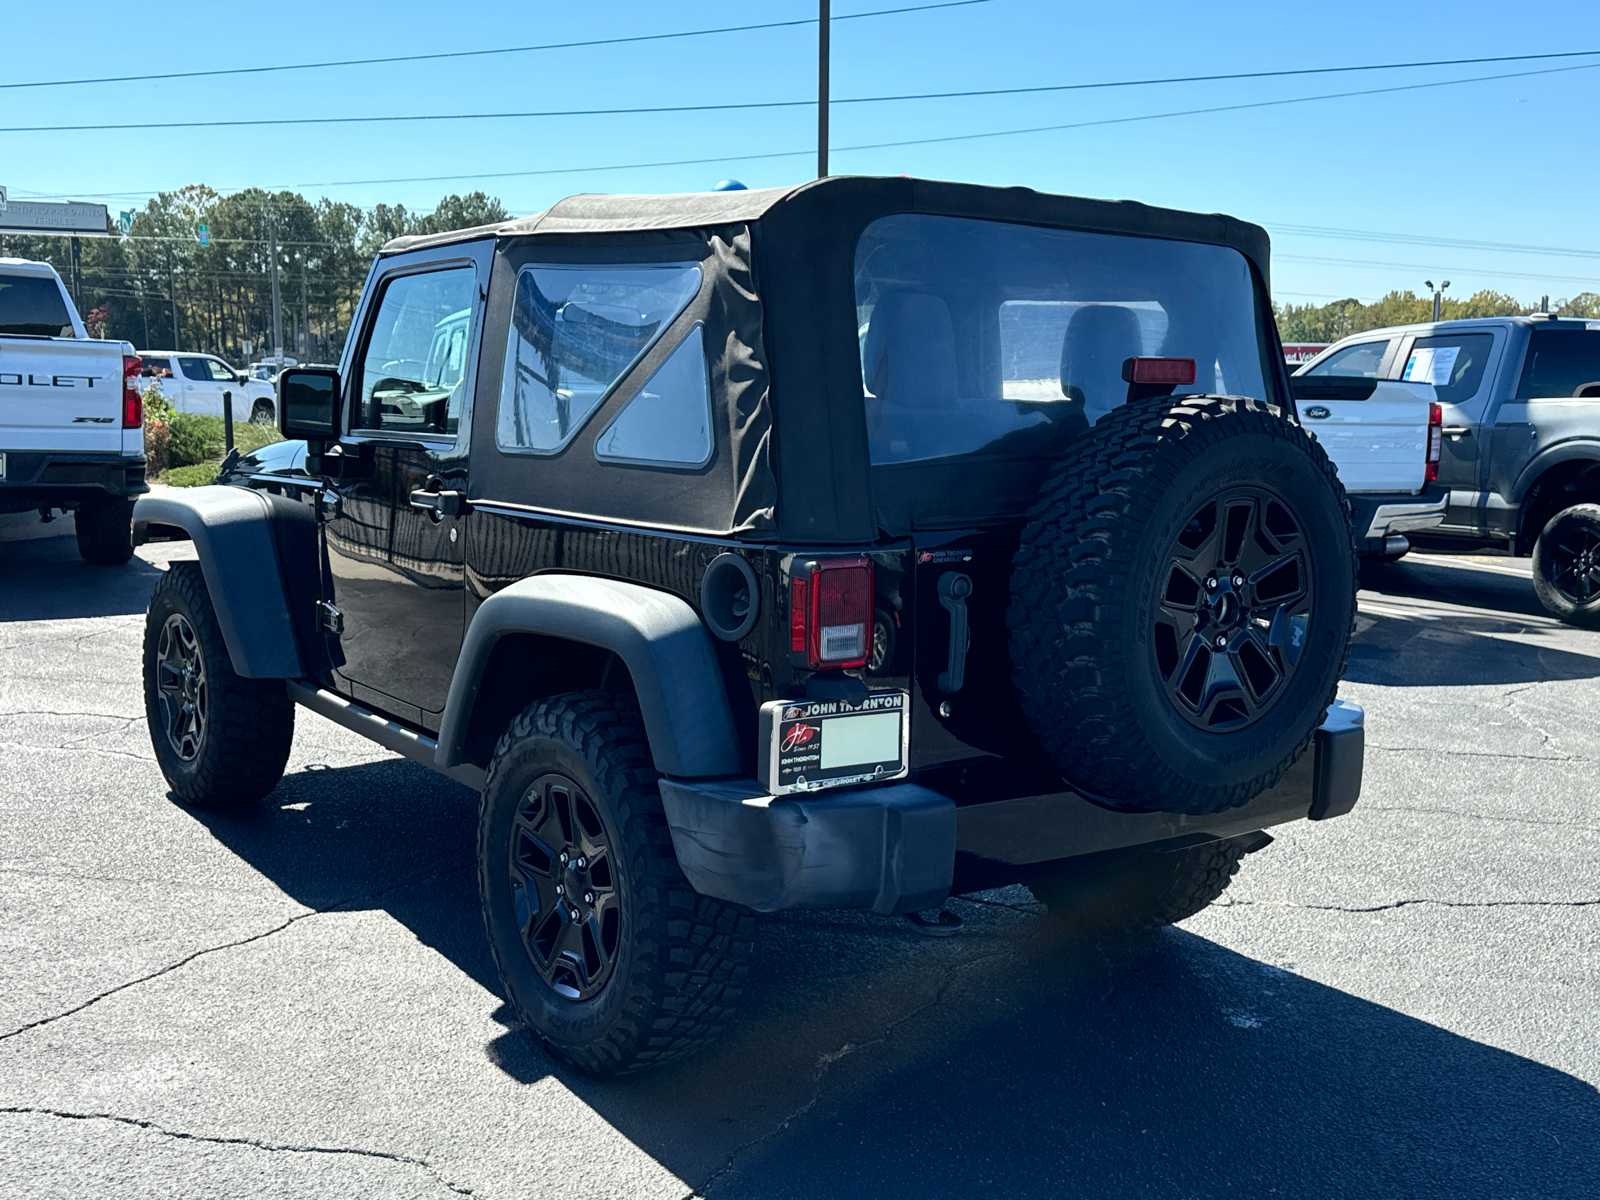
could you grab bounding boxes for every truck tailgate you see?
[1292,378,1434,494]
[0,337,126,453]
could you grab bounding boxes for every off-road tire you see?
[1531,504,1600,628]
[1008,394,1357,815]
[479,691,755,1076]
[1028,837,1250,933]
[142,561,294,809]
[75,494,134,565]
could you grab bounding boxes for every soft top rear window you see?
[853,214,1270,466]
[0,272,74,337]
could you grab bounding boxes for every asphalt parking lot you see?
[2,513,1597,1200]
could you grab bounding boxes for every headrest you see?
[1060,305,1144,399]
[863,292,958,409]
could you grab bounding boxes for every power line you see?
[0,0,990,92]
[1269,223,1600,261]
[8,48,1600,135]
[197,57,1600,195]
[1276,254,1600,287]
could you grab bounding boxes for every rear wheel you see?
[142,562,294,809]
[1532,504,1600,628]
[250,400,275,425]
[1028,837,1251,933]
[75,494,134,565]
[478,692,755,1076]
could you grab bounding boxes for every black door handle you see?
[938,571,972,693]
[408,487,468,520]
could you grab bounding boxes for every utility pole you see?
[166,244,179,349]
[817,0,830,178]
[300,249,310,362]
[68,237,83,312]
[268,216,284,365]
[1425,279,1450,322]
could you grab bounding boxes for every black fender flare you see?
[1510,441,1600,505]
[436,575,741,780]
[132,487,311,679]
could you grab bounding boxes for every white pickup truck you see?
[1291,343,1447,559]
[0,257,147,564]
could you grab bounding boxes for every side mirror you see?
[279,367,343,443]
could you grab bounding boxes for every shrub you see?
[167,413,225,468]
[162,462,219,488]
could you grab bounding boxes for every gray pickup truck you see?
[1306,315,1600,624]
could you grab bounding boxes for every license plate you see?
[758,690,909,795]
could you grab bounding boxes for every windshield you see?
[853,215,1270,465]
[0,271,75,337]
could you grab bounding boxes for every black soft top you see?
[387,177,1276,543]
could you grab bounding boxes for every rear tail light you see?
[1426,401,1442,483]
[122,355,143,428]
[789,558,874,670]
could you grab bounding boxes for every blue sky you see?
[5,0,1600,306]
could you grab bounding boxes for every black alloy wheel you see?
[478,692,755,1075]
[1155,487,1313,732]
[155,612,208,761]
[142,561,295,809]
[1532,504,1600,628]
[1544,525,1600,604]
[509,772,622,1002]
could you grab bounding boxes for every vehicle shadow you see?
[184,757,1600,1200]
[1344,607,1600,686]
[1360,554,1543,618]
[0,531,166,622]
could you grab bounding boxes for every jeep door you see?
[320,244,490,729]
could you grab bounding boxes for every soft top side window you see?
[496,262,702,456]
[594,323,714,469]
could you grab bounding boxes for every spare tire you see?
[1007,393,1356,815]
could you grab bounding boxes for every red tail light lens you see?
[790,558,874,669]
[122,355,143,428]
[1426,401,1442,483]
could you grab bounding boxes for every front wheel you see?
[142,562,295,809]
[1532,504,1600,628]
[1028,837,1251,934]
[478,692,755,1076]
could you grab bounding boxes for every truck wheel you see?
[1008,394,1357,816]
[250,400,275,425]
[75,495,134,565]
[479,691,755,1076]
[142,562,294,809]
[1028,837,1249,933]
[1532,504,1600,628]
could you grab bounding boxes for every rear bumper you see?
[0,450,148,506]
[660,700,1365,914]
[1349,484,1447,542]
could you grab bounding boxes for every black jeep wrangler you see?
[134,177,1364,1076]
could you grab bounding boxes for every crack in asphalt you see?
[686,948,1007,1199]
[1368,742,1589,764]
[0,863,474,1044]
[1372,804,1600,832]
[1215,896,1600,914]
[0,710,142,722]
[0,1108,478,1197]
[0,739,156,763]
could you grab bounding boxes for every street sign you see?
[117,211,133,236]
[241,338,254,355]
[0,199,109,236]
[197,224,210,247]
